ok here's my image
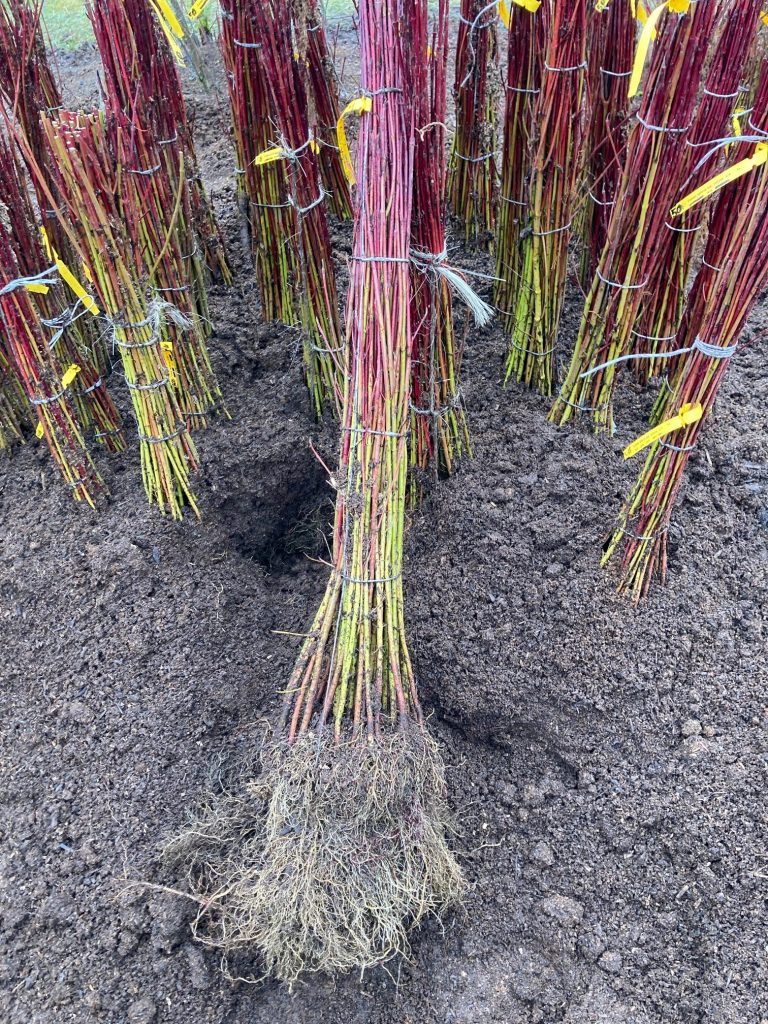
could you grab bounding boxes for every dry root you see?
[165,725,465,984]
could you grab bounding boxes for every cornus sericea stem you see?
[409,0,470,491]
[604,64,768,601]
[447,0,499,249]
[550,0,718,433]
[220,0,297,324]
[578,0,634,289]
[635,0,763,381]
[504,0,587,396]
[251,0,344,418]
[43,110,200,519]
[495,1,549,327]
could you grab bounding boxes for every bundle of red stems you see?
[409,0,470,488]
[495,1,549,331]
[550,0,718,432]
[604,63,768,599]
[504,0,587,396]
[249,0,344,417]
[579,0,635,287]
[219,0,297,325]
[447,0,499,248]
[635,0,763,382]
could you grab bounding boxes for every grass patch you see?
[41,0,357,51]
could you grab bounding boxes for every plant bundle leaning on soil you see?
[634,0,763,380]
[602,65,768,599]
[304,0,353,221]
[447,0,500,248]
[219,0,298,325]
[0,0,124,437]
[504,0,588,396]
[42,110,200,519]
[0,139,102,505]
[550,0,718,433]
[250,0,344,418]
[409,0,472,487]
[579,0,635,287]
[494,0,549,329]
[88,0,226,429]
[167,0,464,983]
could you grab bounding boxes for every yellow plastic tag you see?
[671,142,768,216]
[512,0,541,10]
[61,364,81,389]
[499,0,511,24]
[40,225,54,260]
[56,258,100,316]
[761,10,768,25]
[35,421,45,439]
[630,2,683,98]
[187,0,210,19]
[150,0,186,65]
[161,340,178,387]
[623,402,703,459]
[25,283,49,294]
[595,0,610,11]
[154,0,184,37]
[254,146,287,167]
[337,96,373,186]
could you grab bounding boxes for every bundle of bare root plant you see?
[602,63,768,599]
[220,0,297,324]
[634,0,763,382]
[578,0,635,288]
[0,138,103,504]
[503,0,588,396]
[447,0,500,248]
[247,0,345,418]
[303,0,352,220]
[409,0,475,490]
[167,0,463,983]
[550,0,718,433]
[494,0,549,328]
[0,0,124,444]
[88,0,226,429]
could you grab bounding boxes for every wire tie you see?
[138,422,187,444]
[596,268,647,290]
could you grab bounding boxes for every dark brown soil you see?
[2,35,767,1024]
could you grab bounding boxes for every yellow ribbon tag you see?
[253,140,319,167]
[595,0,610,11]
[153,0,184,36]
[150,0,185,65]
[623,403,703,459]
[187,0,210,19]
[61,364,81,389]
[40,225,54,260]
[499,0,511,24]
[629,2,686,98]
[512,0,541,10]
[35,421,45,439]
[25,283,49,294]
[671,142,768,216]
[161,340,178,387]
[56,258,100,316]
[337,97,373,186]
[761,9,768,25]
